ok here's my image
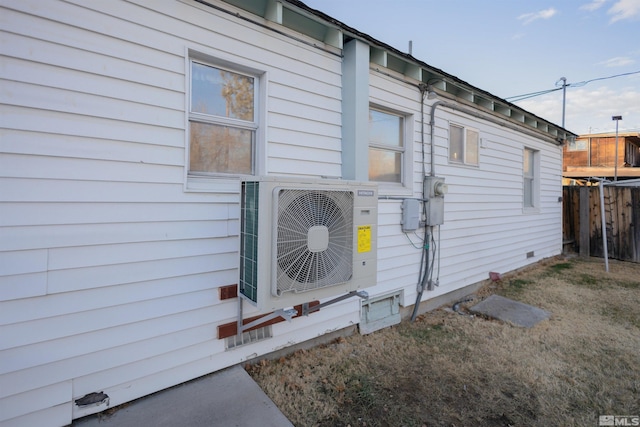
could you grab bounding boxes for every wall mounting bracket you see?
[236,297,298,337]
[235,290,369,337]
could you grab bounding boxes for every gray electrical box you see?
[401,198,420,232]
[424,176,447,226]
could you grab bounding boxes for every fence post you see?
[579,186,590,257]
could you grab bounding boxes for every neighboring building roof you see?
[214,0,577,145]
[564,132,640,179]
[576,132,640,139]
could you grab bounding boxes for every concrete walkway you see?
[73,365,293,427]
[470,294,551,328]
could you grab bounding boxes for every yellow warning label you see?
[357,225,371,253]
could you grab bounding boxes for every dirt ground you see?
[248,256,640,427]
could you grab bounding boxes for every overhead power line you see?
[570,70,640,87]
[506,70,640,102]
[506,87,562,102]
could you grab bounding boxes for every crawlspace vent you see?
[275,189,354,294]
[226,325,272,350]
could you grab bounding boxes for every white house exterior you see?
[0,1,575,425]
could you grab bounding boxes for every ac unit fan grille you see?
[275,189,354,294]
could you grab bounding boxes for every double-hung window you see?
[523,147,538,209]
[189,60,257,176]
[449,123,479,166]
[368,108,404,184]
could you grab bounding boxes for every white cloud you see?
[580,0,609,11]
[598,56,636,67]
[516,85,640,134]
[517,8,558,25]
[608,0,640,22]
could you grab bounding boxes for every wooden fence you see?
[563,186,640,262]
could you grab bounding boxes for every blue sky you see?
[303,0,640,135]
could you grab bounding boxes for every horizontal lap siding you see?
[433,112,562,297]
[376,201,423,296]
[1,0,343,425]
[367,73,562,305]
[267,77,342,177]
[367,75,425,298]
[0,1,562,425]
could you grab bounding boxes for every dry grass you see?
[248,256,640,427]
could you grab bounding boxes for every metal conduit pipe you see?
[411,90,449,322]
[411,95,458,321]
[419,84,428,178]
[429,98,455,177]
[413,89,570,321]
[410,226,431,322]
[411,85,431,322]
[411,97,449,322]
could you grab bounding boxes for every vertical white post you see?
[612,115,622,182]
[560,77,566,128]
[598,181,609,273]
[342,39,370,181]
[614,120,619,182]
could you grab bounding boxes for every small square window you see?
[449,124,479,166]
[567,139,587,151]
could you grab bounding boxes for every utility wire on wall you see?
[505,70,640,102]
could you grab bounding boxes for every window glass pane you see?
[524,177,534,207]
[369,147,401,183]
[190,122,253,174]
[191,62,254,121]
[370,110,402,147]
[466,129,479,165]
[524,148,535,208]
[524,148,534,177]
[449,124,463,163]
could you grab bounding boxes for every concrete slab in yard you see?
[470,294,551,328]
[73,365,293,427]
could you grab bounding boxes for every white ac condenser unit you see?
[239,177,378,313]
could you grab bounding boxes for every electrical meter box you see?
[424,176,447,226]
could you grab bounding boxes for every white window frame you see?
[368,105,412,195]
[185,50,266,192]
[448,122,479,166]
[523,147,540,212]
[567,139,588,151]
